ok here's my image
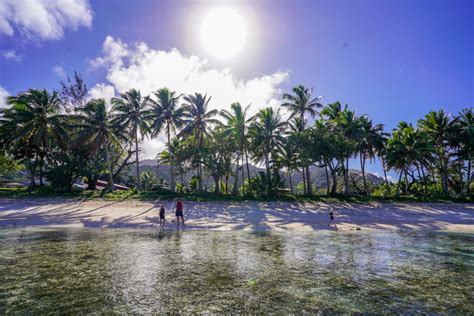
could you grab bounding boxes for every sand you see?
[0,198,473,232]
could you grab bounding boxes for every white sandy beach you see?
[0,198,473,232]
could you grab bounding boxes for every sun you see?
[200,7,247,60]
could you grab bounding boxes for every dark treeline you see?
[0,73,472,198]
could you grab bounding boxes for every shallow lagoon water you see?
[0,228,473,313]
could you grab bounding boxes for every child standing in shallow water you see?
[159,204,166,227]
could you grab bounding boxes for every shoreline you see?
[0,198,473,233]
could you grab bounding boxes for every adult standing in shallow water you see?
[176,198,185,226]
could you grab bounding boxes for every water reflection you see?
[0,228,473,313]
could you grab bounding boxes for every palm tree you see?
[282,85,323,195]
[148,88,186,192]
[111,89,151,189]
[74,99,125,190]
[220,102,252,195]
[457,109,473,194]
[2,89,68,187]
[417,110,455,195]
[182,93,220,192]
[249,107,287,195]
[278,137,300,193]
[358,115,386,195]
[386,124,434,195]
[336,109,363,195]
[140,171,157,191]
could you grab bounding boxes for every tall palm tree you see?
[74,99,126,190]
[148,88,186,192]
[337,109,363,195]
[457,109,473,194]
[220,102,252,195]
[358,115,386,195]
[282,85,323,195]
[2,89,68,187]
[417,110,454,195]
[182,93,220,192]
[249,107,287,195]
[111,89,151,189]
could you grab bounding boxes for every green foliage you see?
[0,80,471,200]
[188,176,200,193]
[0,153,23,178]
[140,171,157,191]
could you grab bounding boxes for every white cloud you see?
[0,0,93,41]
[89,36,289,159]
[88,36,128,70]
[87,83,115,110]
[52,65,66,78]
[1,50,21,62]
[0,86,10,109]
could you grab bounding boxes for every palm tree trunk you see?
[197,135,203,193]
[245,150,251,182]
[29,166,36,188]
[105,142,115,191]
[288,170,294,193]
[167,124,175,192]
[404,169,409,195]
[467,156,472,195]
[344,158,350,195]
[241,154,245,194]
[302,169,307,195]
[39,164,44,186]
[381,156,389,187]
[265,150,271,196]
[306,165,313,196]
[225,173,229,194]
[135,130,140,190]
[419,165,428,195]
[232,154,240,195]
[360,153,368,196]
[395,170,403,196]
[214,175,219,194]
[329,162,337,196]
[325,165,330,196]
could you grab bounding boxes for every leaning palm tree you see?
[111,89,151,189]
[2,89,68,187]
[220,102,252,195]
[74,99,126,190]
[148,88,186,192]
[282,85,323,195]
[182,93,220,192]
[249,107,287,196]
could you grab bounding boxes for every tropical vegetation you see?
[0,73,472,199]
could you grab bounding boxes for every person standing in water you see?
[175,199,185,226]
[159,204,166,228]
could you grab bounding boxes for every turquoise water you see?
[0,228,473,313]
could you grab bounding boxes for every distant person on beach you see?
[176,199,185,226]
[159,204,166,227]
[329,209,337,230]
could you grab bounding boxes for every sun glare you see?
[200,7,247,60]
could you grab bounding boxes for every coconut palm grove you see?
[0,80,472,199]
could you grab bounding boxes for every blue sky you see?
[0,0,473,176]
